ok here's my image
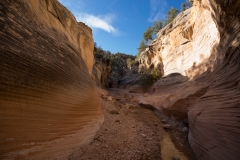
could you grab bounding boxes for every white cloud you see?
[75,12,120,35]
[148,0,167,22]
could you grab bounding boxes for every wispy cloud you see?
[148,0,167,22]
[75,12,120,35]
[132,4,138,14]
[58,0,121,35]
[108,0,119,11]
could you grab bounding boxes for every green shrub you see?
[111,56,126,69]
[143,27,154,41]
[126,58,135,68]
[165,7,179,25]
[94,46,112,64]
[138,73,155,89]
[137,40,146,58]
[181,0,192,11]
[152,68,162,81]
[138,67,162,90]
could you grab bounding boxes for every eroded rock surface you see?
[188,1,240,159]
[139,0,240,159]
[92,61,111,87]
[0,0,103,159]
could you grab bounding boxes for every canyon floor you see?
[69,88,197,160]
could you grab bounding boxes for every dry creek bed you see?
[69,88,197,160]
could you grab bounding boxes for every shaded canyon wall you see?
[138,0,240,159]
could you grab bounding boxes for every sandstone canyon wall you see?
[92,59,111,88]
[139,0,240,159]
[0,0,103,159]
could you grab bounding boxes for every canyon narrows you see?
[0,0,240,160]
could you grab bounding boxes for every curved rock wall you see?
[188,0,240,159]
[0,0,102,159]
[139,0,240,159]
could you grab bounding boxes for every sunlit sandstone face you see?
[0,0,103,159]
[139,1,219,79]
[138,0,240,159]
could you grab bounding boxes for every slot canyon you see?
[0,0,239,159]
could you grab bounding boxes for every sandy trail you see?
[69,88,196,160]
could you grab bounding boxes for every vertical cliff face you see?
[139,0,240,159]
[92,60,112,87]
[0,0,103,159]
[139,2,220,78]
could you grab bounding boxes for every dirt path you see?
[69,89,196,160]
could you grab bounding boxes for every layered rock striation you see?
[0,0,103,159]
[139,0,240,159]
[188,1,240,159]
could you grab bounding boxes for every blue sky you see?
[59,0,185,55]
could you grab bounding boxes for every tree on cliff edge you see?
[137,40,146,57]
[181,0,193,11]
[189,0,194,4]
[143,27,154,42]
[165,7,179,25]
[152,20,164,34]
